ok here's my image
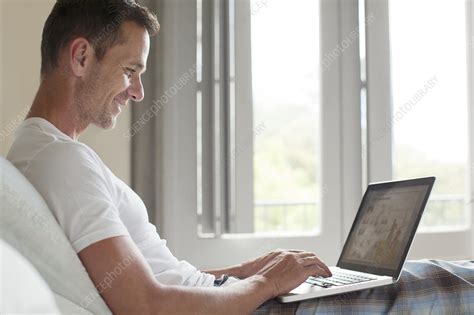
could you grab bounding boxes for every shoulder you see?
[27,140,105,178]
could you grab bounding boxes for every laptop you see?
[278,176,436,303]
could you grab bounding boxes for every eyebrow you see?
[131,62,145,71]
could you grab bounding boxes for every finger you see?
[314,258,332,276]
[298,252,331,274]
[299,256,332,276]
[307,263,332,278]
[302,260,331,277]
[300,254,331,276]
[294,252,318,259]
[292,252,332,276]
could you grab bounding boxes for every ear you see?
[69,38,93,77]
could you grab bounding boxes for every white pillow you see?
[0,239,60,314]
[0,156,111,314]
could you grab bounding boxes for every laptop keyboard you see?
[306,271,377,288]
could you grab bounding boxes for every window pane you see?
[389,0,469,229]
[251,0,321,232]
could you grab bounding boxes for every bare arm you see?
[78,236,330,314]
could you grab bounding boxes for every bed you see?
[255,260,474,314]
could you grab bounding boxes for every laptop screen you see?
[337,177,435,278]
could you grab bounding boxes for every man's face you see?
[76,21,150,130]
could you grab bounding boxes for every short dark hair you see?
[41,0,160,75]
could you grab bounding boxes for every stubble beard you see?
[76,70,116,130]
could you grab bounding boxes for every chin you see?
[104,120,117,130]
[93,115,117,130]
[104,117,117,130]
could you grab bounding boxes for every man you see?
[7,1,331,314]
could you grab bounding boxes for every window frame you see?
[468,0,474,258]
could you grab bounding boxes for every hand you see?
[254,250,332,297]
[236,250,282,278]
[237,249,331,279]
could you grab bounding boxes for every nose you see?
[128,76,145,102]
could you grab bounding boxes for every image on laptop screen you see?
[338,183,431,274]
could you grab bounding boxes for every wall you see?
[0,0,131,184]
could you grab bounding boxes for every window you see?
[184,0,351,267]
[197,0,326,235]
[389,0,470,230]
[153,0,472,268]
[251,0,322,233]
[364,0,473,259]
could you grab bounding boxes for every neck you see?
[27,73,89,140]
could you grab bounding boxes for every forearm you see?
[152,275,275,315]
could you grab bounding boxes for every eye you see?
[124,67,136,79]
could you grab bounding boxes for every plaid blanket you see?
[255,260,474,314]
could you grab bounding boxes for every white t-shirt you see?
[7,117,216,287]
